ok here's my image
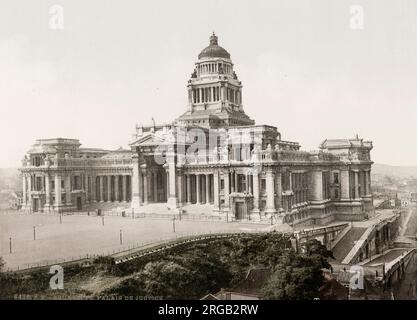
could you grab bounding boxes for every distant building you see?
[0,190,23,210]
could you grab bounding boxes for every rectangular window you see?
[36,177,43,191]
[334,172,339,184]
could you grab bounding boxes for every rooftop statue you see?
[22,155,28,166]
[43,154,52,166]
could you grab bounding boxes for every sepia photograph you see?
[0,0,417,316]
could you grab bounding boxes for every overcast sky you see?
[1,0,417,167]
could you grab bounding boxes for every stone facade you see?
[129,34,374,225]
[20,138,132,213]
[20,34,374,225]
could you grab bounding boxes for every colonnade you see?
[21,172,132,211]
[190,86,241,105]
[95,174,131,203]
[341,169,372,200]
[183,173,214,205]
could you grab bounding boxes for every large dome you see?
[198,33,231,60]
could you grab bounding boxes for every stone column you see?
[85,175,89,203]
[54,174,62,208]
[252,173,259,212]
[107,175,112,202]
[98,176,103,202]
[45,174,51,209]
[166,149,178,209]
[187,174,192,204]
[224,171,230,209]
[153,172,158,202]
[312,170,323,201]
[276,172,282,210]
[265,171,276,213]
[367,171,372,195]
[122,175,127,202]
[340,170,350,200]
[22,175,27,206]
[206,174,210,204]
[213,172,219,209]
[91,175,96,202]
[65,174,72,206]
[131,155,140,207]
[27,174,32,209]
[234,172,238,192]
[245,174,250,193]
[360,171,365,197]
[143,173,148,204]
[354,171,360,199]
[178,172,184,205]
[220,85,226,102]
[115,175,119,202]
[196,174,201,204]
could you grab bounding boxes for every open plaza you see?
[0,211,270,271]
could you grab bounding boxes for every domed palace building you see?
[20,34,374,226]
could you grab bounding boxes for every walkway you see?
[331,227,367,262]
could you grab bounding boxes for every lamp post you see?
[9,237,12,254]
[102,215,104,226]
[120,229,123,245]
[173,217,176,233]
[33,226,36,240]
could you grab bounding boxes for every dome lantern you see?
[198,33,231,60]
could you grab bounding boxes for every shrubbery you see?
[260,239,334,300]
[0,234,333,300]
[106,232,293,299]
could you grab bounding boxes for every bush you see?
[0,257,4,272]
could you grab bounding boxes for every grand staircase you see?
[83,201,131,212]
[181,204,217,216]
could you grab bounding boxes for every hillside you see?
[372,163,417,179]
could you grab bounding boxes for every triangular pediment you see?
[130,131,177,147]
[130,133,164,147]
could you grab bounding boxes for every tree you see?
[301,239,334,269]
[139,261,193,299]
[260,251,325,300]
[0,256,4,272]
